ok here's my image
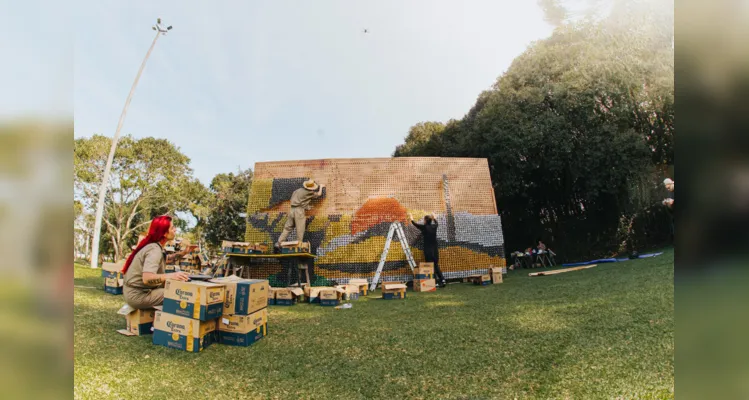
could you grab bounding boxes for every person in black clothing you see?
[409,212,446,288]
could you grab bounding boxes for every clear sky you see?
[71,0,553,185]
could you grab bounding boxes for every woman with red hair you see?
[122,215,189,309]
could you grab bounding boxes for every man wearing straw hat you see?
[275,179,325,252]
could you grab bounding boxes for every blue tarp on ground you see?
[563,252,663,267]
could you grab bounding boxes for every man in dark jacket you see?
[409,212,446,288]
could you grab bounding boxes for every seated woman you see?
[122,215,190,309]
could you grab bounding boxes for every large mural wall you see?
[243,158,505,286]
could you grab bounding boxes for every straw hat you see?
[303,179,319,191]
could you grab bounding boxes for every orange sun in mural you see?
[351,197,409,235]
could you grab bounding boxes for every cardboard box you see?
[152,311,217,353]
[348,279,369,296]
[490,267,503,284]
[217,308,268,347]
[254,243,269,253]
[469,274,492,286]
[117,306,155,336]
[304,286,330,303]
[209,276,269,315]
[414,266,434,280]
[336,285,360,301]
[274,287,304,306]
[101,261,124,278]
[104,276,123,291]
[163,280,225,321]
[413,279,437,292]
[319,287,345,306]
[382,282,407,300]
[267,288,276,305]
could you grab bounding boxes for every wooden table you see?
[224,253,317,286]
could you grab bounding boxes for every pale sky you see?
[69,1,553,185]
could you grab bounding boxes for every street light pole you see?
[90,19,172,269]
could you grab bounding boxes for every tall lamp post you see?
[90,18,172,269]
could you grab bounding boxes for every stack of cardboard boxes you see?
[102,261,125,295]
[413,262,437,292]
[152,279,226,353]
[210,275,270,347]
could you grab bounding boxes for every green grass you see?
[74,249,674,399]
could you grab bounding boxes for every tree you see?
[393,122,446,157]
[202,168,253,249]
[74,135,204,261]
[394,3,674,259]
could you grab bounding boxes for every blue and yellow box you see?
[163,280,225,321]
[382,282,407,300]
[336,285,360,301]
[348,279,369,296]
[305,286,328,303]
[217,308,268,347]
[209,276,269,315]
[415,263,435,280]
[102,262,124,294]
[319,287,344,306]
[104,279,123,295]
[273,287,304,306]
[152,311,217,353]
[117,308,155,336]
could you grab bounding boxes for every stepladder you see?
[370,222,418,291]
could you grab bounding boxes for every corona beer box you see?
[335,285,360,301]
[217,308,268,347]
[382,282,407,300]
[273,288,301,306]
[221,240,253,254]
[415,263,434,280]
[116,305,155,336]
[101,261,124,278]
[413,279,437,292]
[163,280,225,321]
[165,264,178,273]
[152,311,217,353]
[267,288,276,306]
[490,267,503,284]
[104,277,123,295]
[469,274,492,286]
[348,279,369,296]
[209,275,269,315]
[319,287,345,306]
[304,286,330,303]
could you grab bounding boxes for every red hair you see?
[121,215,172,274]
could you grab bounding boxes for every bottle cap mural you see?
[243,157,505,286]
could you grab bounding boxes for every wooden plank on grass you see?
[529,265,597,277]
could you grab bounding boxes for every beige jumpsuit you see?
[277,187,320,244]
[123,243,166,309]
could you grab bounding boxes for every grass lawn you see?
[74,249,674,399]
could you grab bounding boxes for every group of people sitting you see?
[510,239,556,270]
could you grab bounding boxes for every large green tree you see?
[74,135,207,260]
[202,168,253,249]
[394,2,674,259]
